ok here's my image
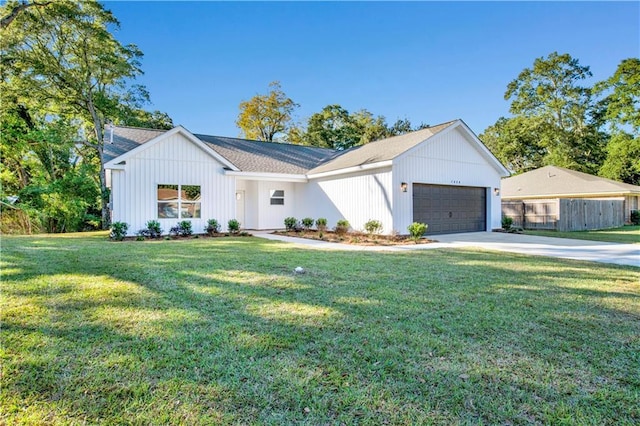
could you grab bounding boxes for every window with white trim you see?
[157,184,201,218]
[270,189,284,205]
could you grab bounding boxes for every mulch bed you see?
[273,230,435,246]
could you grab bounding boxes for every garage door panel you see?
[412,184,486,235]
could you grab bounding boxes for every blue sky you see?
[104,1,639,138]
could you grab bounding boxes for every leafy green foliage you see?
[301,217,314,230]
[334,219,350,235]
[145,220,163,238]
[364,219,383,235]
[1,0,172,229]
[631,211,640,226]
[284,217,298,231]
[109,222,128,241]
[501,216,513,231]
[206,219,220,235]
[407,222,428,242]
[315,218,328,231]
[484,52,607,175]
[228,219,240,234]
[236,81,298,141]
[177,221,192,236]
[594,58,640,185]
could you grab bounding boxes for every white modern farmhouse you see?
[104,119,509,236]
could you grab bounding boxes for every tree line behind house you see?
[1,1,638,234]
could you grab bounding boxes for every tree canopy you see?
[1,0,172,232]
[236,81,299,141]
[480,52,631,180]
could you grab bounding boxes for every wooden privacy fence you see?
[502,198,624,231]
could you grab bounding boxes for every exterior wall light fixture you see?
[494,187,500,196]
[401,182,408,192]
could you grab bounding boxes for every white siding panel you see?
[300,168,394,233]
[110,133,235,235]
[393,127,503,233]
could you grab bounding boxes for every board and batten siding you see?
[302,168,394,233]
[110,132,235,235]
[392,127,503,233]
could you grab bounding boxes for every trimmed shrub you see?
[170,221,192,237]
[110,222,129,241]
[407,222,428,243]
[501,216,513,231]
[631,210,640,225]
[146,220,163,238]
[364,219,383,235]
[301,217,314,230]
[284,217,298,231]
[228,219,240,234]
[315,218,328,232]
[206,219,221,235]
[334,219,350,235]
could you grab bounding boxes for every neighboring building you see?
[104,119,509,236]
[502,165,640,230]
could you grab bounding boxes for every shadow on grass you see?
[2,235,639,424]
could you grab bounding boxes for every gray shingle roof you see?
[502,165,640,198]
[104,121,460,175]
[307,120,457,175]
[104,126,167,163]
[195,134,336,174]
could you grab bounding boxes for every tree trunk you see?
[86,97,110,229]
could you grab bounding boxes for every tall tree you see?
[484,52,607,174]
[594,58,640,184]
[236,81,299,141]
[1,0,150,228]
[304,105,361,150]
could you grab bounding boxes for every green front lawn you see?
[526,225,640,244]
[2,233,639,424]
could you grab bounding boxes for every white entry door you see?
[235,190,245,229]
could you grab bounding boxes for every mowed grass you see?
[1,233,639,425]
[526,225,640,245]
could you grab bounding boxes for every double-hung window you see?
[157,184,201,218]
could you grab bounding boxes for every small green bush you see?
[146,220,163,238]
[315,218,328,231]
[364,219,383,235]
[334,219,350,235]
[631,210,640,225]
[109,222,128,241]
[206,219,220,235]
[407,222,428,242]
[501,216,513,231]
[284,217,298,231]
[228,219,240,234]
[177,220,193,236]
[301,217,314,230]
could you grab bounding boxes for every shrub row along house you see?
[104,119,509,236]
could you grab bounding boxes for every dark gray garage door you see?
[413,184,486,235]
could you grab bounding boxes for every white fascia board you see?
[103,125,240,171]
[307,160,393,180]
[106,163,126,170]
[224,170,308,183]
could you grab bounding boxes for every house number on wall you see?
[450,180,461,184]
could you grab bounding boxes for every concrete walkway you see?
[253,231,639,267]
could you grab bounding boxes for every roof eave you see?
[307,160,393,179]
[224,170,308,182]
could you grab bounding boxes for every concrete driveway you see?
[254,231,639,267]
